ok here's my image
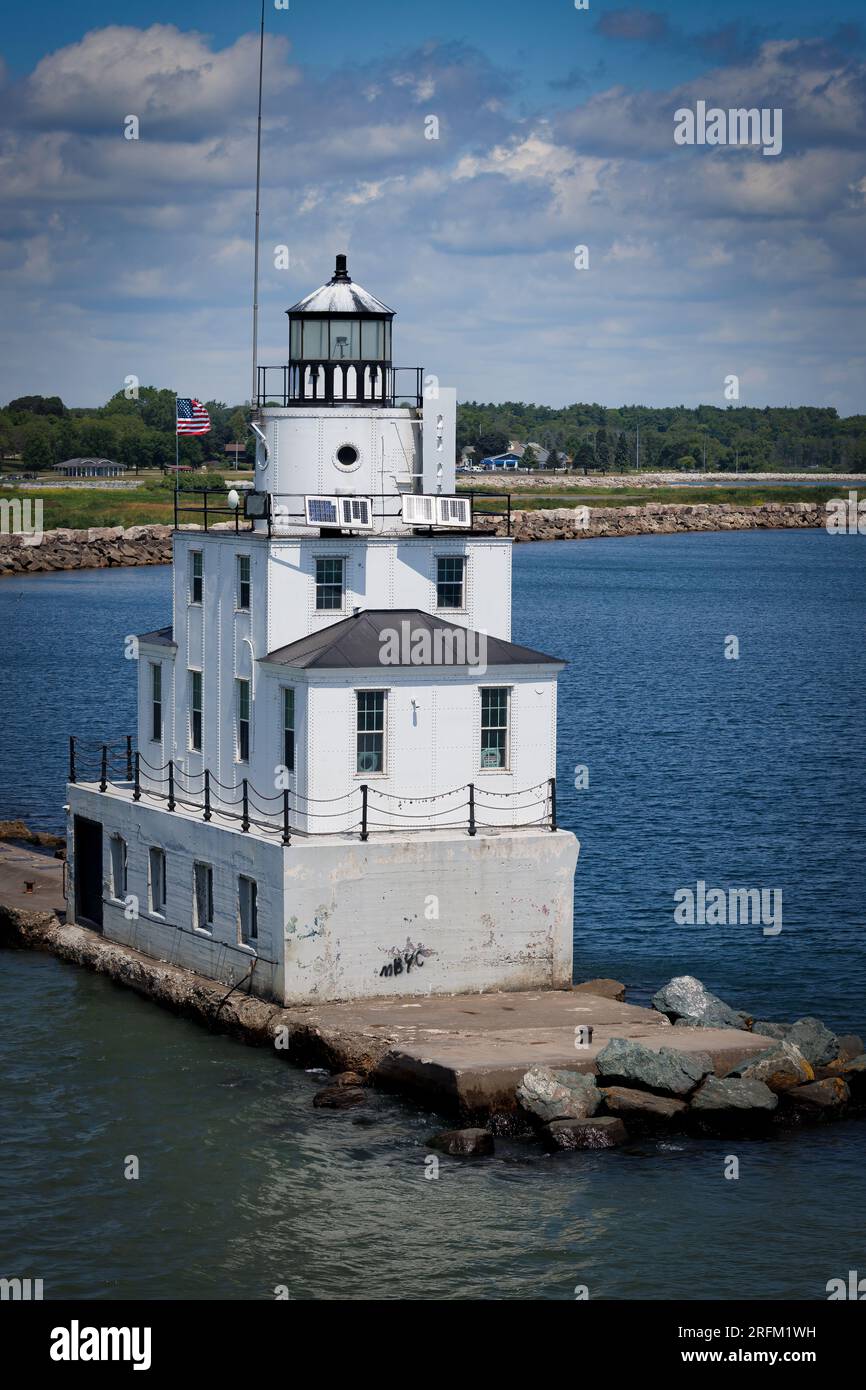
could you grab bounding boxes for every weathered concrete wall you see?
[65,784,579,1005]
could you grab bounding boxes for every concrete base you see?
[66,784,579,1005]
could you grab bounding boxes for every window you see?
[193,862,214,932]
[238,875,258,946]
[109,835,127,900]
[315,556,344,611]
[356,691,386,775]
[189,550,203,604]
[237,554,251,611]
[436,556,465,609]
[335,444,359,468]
[150,662,162,742]
[302,318,328,358]
[283,687,295,773]
[480,687,510,770]
[360,319,386,360]
[189,670,202,751]
[149,847,166,915]
[329,318,360,360]
[236,678,250,761]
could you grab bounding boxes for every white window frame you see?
[189,549,203,605]
[355,689,388,777]
[150,661,162,743]
[479,686,511,773]
[236,678,250,763]
[282,686,295,774]
[189,669,202,752]
[435,554,466,611]
[314,554,346,613]
[237,553,251,612]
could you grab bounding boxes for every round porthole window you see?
[334,443,361,470]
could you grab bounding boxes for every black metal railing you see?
[256,364,424,409]
[67,737,557,842]
[172,489,513,536]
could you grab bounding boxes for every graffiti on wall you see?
[378,938,436,978]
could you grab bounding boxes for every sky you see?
[1,0,865,413]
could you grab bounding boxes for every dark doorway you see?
[74,815,103,930]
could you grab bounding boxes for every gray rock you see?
[652,975,745,1030]
[836,1035,865,1064]
[839,1054,866,1098]
[785,1078,849,1112]
[595,1037,713,1097]
[752,1021,790,1041]
[691,1076,778,1114]
[785,1018,840,1068]
[600,1086,687,1122]
[516,1066,601,1123]
[329,1071,366,1088]
[313,1085,366,1109]
[429,1128,494,1157]
[545,1116,628,1150]
[725,1041,814,1092]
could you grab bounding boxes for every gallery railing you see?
[172,488,513,536]
[67,737,557,844]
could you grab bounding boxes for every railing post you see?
[125,734,133,782]
[133,752,141,802]
[549,776,557,832]
[203,769,211,822]
[282,788,291,846]
[99,745,108,793]
[241,778,250,832]
[167,760,175,811]
[68,736,76,784]
[203,490,209,532]
[360,784,369,842]
[468,782,476,837]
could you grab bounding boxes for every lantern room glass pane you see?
[290,320,301,359]
[302,319,328,358]
[330,319,360,360]
[361,319,386,360]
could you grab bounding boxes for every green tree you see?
[23,429,54,470]
[614,433,629,472]
[575,441,595,474]
[595,428,610,471]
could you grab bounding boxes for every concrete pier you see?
[0,842,772,1119]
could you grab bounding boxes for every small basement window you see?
[193,862,214,932]
[238,875,258,946]
[109,835,127,900]
[148,846,166,915]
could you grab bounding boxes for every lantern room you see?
[285,253,395,406]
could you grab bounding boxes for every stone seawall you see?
[505,499,822,542]
[0,502,823,576]
[0,523,173,576]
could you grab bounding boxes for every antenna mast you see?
[251,0,265,408]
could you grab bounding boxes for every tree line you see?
[3,391,865,475]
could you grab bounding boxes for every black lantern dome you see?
[286,254,395,406]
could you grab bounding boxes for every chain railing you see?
[67,737,557,842]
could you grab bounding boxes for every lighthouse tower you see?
[65,256,579,1004]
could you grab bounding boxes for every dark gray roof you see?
[261,610,565,671]
[138,626,176,648]
[288,256,394,316]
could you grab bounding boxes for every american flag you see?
[176,398,211,435]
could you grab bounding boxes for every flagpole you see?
[175,397,179,505]
[251,0,265,409]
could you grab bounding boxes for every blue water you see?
[1,531,864,1300]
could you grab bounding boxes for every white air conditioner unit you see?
[304,495,340,526]
[402,494,437,526]
[339,496,374,530]
[436,495,471,528]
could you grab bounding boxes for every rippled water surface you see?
[0,531,864,1299]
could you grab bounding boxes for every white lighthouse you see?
[66,255,579,1003]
